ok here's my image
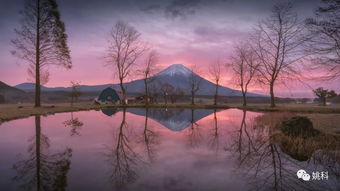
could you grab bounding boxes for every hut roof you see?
[98,87,121,102]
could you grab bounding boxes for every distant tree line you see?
[313,87,337,106]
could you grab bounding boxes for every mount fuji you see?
[14,64,262,97]
[121,64,261,96]
[157,64,192,77]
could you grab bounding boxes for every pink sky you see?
[0,0,338,98]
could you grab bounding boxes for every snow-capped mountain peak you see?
[157,64,192,77]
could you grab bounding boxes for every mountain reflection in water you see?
[0,108,338,191]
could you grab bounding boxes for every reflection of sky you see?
[0,109,258,190]
[0,0,338,97]
[0,109,338,190]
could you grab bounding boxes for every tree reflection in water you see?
[104,108,146,190]
[63,112,83,136]
[228,110,257,163]
[12,116,72,191]
[209,110,220,156]
[187,109,202,148]
[142,108,159,163]
[228,111,339,191]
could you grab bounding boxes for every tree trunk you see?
[270,82,276,107]
[144,79,148,106]
[144,108,149,133]
[71,95,74,107]
[35,0,41,107]
[191,90,195,105]
[120,81,126,105]
[164,93,167,105]
[214,84,218,105]
[323,97,326,106]
[242,92,247,106]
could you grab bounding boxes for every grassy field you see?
[302,113,340,134]
[254,111,340,134]
[1,102,340,122]
[231,103,340,113]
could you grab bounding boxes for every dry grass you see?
[252,111,340,163]
[233,103,340,113]
[1,102,340,124]
[302,113,340,134]
[273,132,340,161]
[0,103,231,122]
[0,103,105,122]
[253,111,340,134]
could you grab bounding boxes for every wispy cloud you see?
[140,4,162,14]
[165,0,201,18]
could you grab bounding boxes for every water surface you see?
[0,108,339,191]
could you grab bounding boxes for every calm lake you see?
[0,108,339,191]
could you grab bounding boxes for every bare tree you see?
[140,51,158,105]
[170,87,185,103]
[106,21,145,104]
[160,83,174,104]
[229,41,259,106]
[69,81,82,107]
[251,2,306,107]
[188,65,201,105]
[209,60,221,105]
[12,0,72,107]
[148,80,162,103]
[305,0,340,79]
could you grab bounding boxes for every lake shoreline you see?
[1,103,340,122]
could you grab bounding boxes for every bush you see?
[280,116,319,138]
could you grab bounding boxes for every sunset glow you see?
[0,0,339,98]
[1,1,340,190]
